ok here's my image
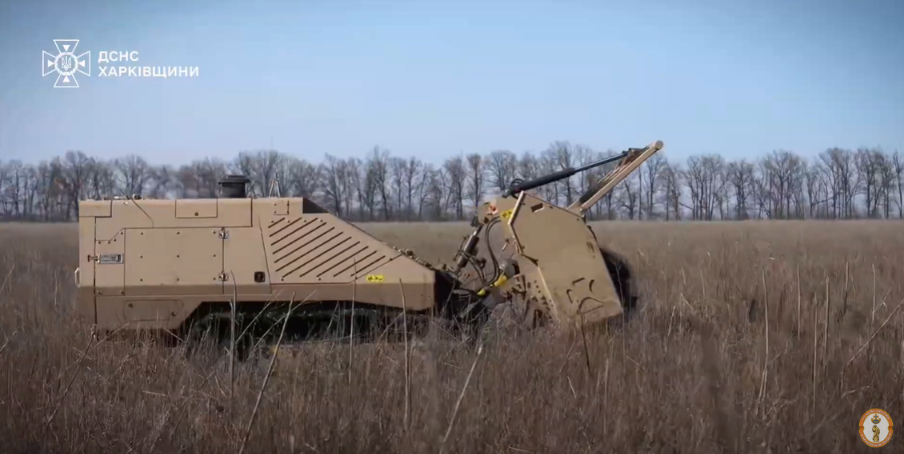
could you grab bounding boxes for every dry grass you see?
[1,220,903,453]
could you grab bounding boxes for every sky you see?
[0,0,902,167]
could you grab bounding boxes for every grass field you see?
[0,220,902,453]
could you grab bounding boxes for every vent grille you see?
[266,217,391,282]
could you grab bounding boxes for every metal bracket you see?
[217,272,229,282]
[218,229,229,239]
[91,254,123,264]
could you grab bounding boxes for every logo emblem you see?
[860,408,893,448]
[42,39,91,88]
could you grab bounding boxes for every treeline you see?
[1,143,902,222]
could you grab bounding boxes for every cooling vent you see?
[265,217,391,282]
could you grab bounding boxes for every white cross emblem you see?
[42,39,91,88]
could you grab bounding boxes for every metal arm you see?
[567,140,664,215]
[503,151,630,198]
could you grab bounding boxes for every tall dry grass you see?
[0,220,902,453]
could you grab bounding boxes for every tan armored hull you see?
[77,196,437,332]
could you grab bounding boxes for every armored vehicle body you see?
[75,141,664,353]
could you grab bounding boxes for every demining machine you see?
[74,141,664,356]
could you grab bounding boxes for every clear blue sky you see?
[1,0,902,167]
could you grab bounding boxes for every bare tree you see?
[444,154,465,219]
[1,160,22,217]
[4,141,903,223]
[756,150,805,219]
[642,153,667,219]
[389,157,407,217]
[485,150,517,193]
[817,148,857,219]
[551,141,575,205]
[113,154,152,196]
[402,156,423,221]
[727,159,754,220]
[856,147,894,218]
[465,153,485,211]
[366,147,392,220]
[320,154,348,215]
[893,150,904,218]
[60,151,94,217]
[684,155,725,220]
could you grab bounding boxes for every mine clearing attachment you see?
[74,141,663,358]
[453,140,663,332]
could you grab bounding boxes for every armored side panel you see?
[76,196,437,333]
[482,192,623,329]
[249,197,435,311]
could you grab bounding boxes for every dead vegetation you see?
[0,220,902,454]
